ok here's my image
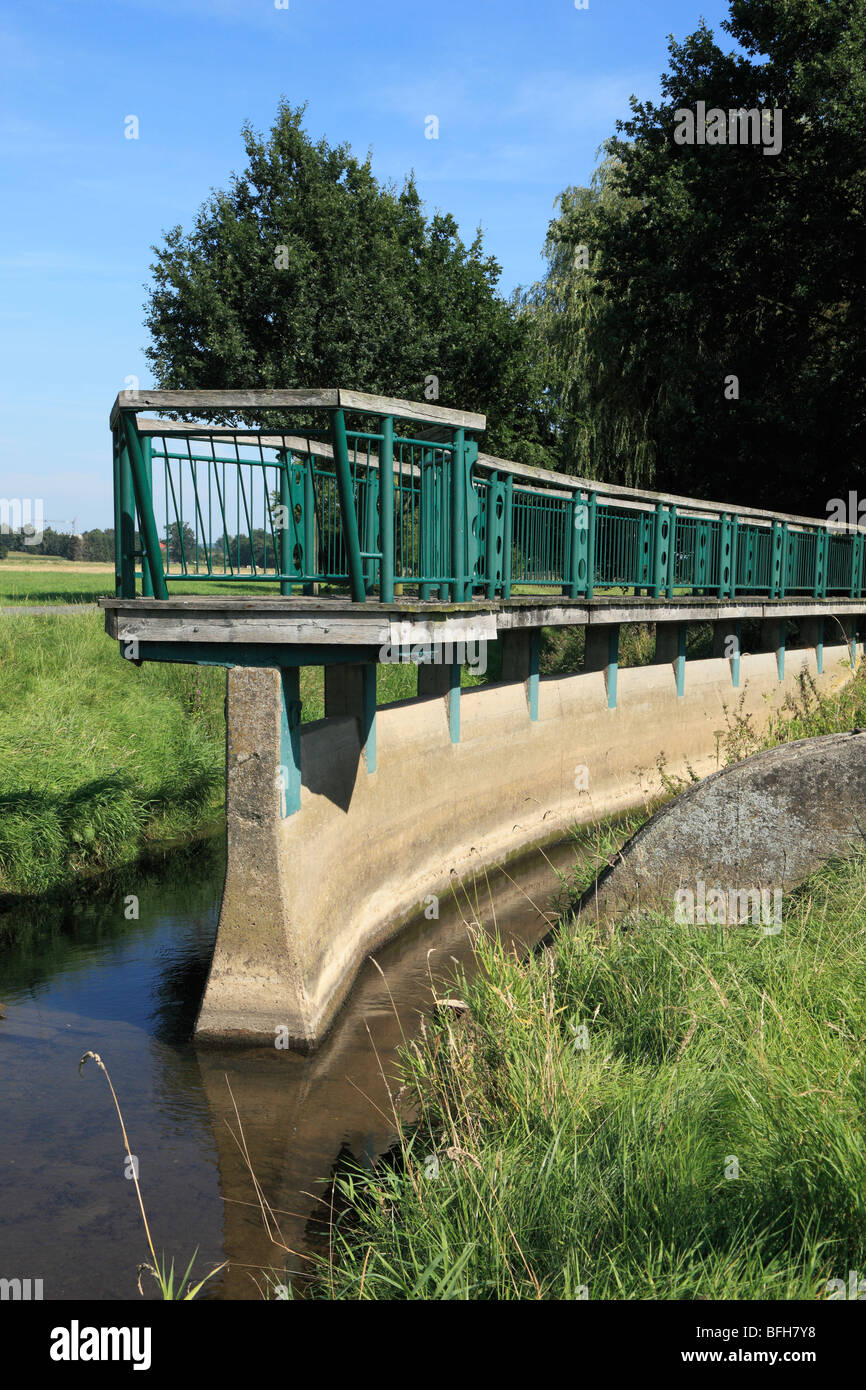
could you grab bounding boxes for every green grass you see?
[301,670,866,1301]
[309,849,866,1300]
[0,614,225,897]
[0,567,115,605]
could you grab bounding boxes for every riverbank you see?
[305,670,866,1300]
[0,589,695,901]
[0,613,226,898]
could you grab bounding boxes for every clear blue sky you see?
[0,0,733,531]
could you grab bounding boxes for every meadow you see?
[308,840,866,1300]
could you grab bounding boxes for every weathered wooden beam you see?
[111,388,485,434]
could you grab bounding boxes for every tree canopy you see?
[145,100,553,466]
[537,0,866,509]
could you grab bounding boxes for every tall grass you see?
[0,614,225,896]
[310,851,866,1299]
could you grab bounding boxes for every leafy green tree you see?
[539,0,866,509]
[145,100,554,467]
[167,521,197,565]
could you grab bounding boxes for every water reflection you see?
[0,834,578,1300]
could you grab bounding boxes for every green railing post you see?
[450,426,466,602]
[717,513,731,599]
[850,530,862,600]
[362,464,380,591]
[568,490,589,599]
[502,474,514,600]
[379,415,395,602]
[729,516,739,598]
[667,504,677,598]
[819,527,829,599]
[586,491,597,601]
[279,452,293,597]
[329,407,366,603]
[652,503,671,599]
[140,435,154,597]
[120,413,168,600]
[303,457,316,597]
[113,426,136,599]
[420,450,435,600]
[485,471,501,599]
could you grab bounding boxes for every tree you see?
[538,0,866,509]
[167,522,197,564]
[145,100,555,468]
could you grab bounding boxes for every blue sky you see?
[0,0,733,531]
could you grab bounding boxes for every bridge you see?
[101,389,865,1047]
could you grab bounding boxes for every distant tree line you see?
[0,527,115,562]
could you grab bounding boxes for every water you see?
[0,835,580,1300]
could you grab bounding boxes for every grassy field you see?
[0,613,226,898]
[308,842,866,1301]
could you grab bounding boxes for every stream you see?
[0,833,583,1300]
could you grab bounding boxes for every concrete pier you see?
[192,630,855,1047]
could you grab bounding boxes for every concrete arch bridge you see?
[101,388,865,1047]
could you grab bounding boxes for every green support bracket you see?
[362,664,377,772]
[847,617,858,669]
[607,624,619,710]
[120,412,168,600]
[379,415,395,603]
[448,661,461,744]
[329,407,366,603]
[816,615,824,674]
[279,667,302,817]
[675,622,686,697]
[529,629,540,721]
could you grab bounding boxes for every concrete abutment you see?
[194,614,859,1048]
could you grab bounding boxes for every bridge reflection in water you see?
[195,838,576,1299]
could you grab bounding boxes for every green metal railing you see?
[111,390,866,605]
